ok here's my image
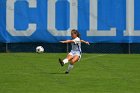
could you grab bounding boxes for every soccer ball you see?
[36,46,44,53]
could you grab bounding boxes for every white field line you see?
[81,54,108,61]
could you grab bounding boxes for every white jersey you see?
[71,37,81,53]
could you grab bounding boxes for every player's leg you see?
[66,55,79,74]
[63,54,73,64]
[70,55,79,65]
[59,54,73,66]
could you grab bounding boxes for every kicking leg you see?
[59,54,73,66]
[63,54,73,64]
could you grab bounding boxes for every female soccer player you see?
[59,29,90,74]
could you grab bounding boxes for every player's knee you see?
[70,60,75,65]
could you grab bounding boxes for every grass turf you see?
[0,53,140,93]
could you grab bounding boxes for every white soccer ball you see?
[36,46,44,53]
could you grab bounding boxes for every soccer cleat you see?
[65,71,69,74]
[59,58,64,66]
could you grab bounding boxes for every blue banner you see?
[0,0,140,43]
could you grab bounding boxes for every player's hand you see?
[86,41,90,45]
[60,41,65,43]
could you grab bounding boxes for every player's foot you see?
[65,71,69,74]
[59,58,64,66]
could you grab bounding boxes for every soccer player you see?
[59,29,90,74]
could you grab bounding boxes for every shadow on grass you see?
[49,72,65,75]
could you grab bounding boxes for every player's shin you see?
[66,64,73,72]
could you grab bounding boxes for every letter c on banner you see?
[6,0,37,36]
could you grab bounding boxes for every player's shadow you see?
[49,72,65,75]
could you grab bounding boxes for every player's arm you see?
[80,40,90,45]
[60,40,74,44]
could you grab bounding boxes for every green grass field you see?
[0,53,140,93]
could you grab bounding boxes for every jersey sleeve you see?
[72,38,80,44]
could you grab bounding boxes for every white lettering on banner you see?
[6,0,37,36]
[47,0,77,36]
[87,0,116,36]
[6,0,140,37]
[124,0,140,36]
